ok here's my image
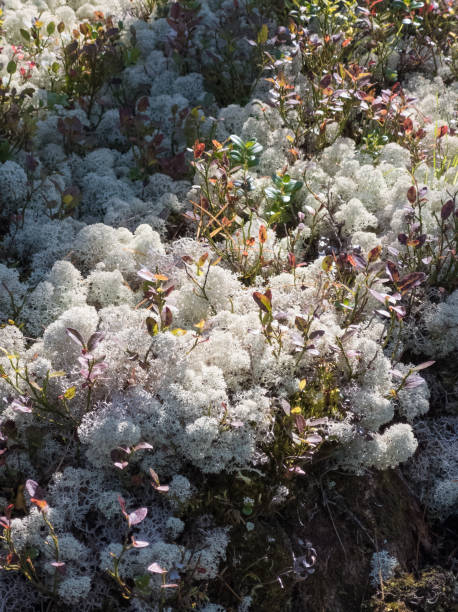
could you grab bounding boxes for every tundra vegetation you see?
[0,0,456,610]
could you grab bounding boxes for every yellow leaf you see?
[299,379,307,391]
[171,328,187,336]
[15,485,27,512]
[322,255,334,272]
[64,386,76,400]
[49,370,66,378]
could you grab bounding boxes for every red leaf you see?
[403,117,413,134]
[441,199,454,220]
[193,140,205,159]
[406,186,417,203]
[31,498,48,512]
[319,73,332,89]
[368,245,382,262]
[398,272,426,294]
[437,125,448,138]
[118,496,127,518]
[252,291,271,313]
[386,261,400,283]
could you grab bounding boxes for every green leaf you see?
[20,28,31,42]
[7,61,17,75]
[229,134,244,148]
[47,21,55,35]
[257,23,268,45]
[134,574,151,590]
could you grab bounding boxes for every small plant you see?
[0,60,36,162]
[19,17,57,58]
[57,116,86,155]
[107,497,149,599]
[395,186,457,291]
[136,268,175,336]
[0,349,77,428]
[165,1,202,75]
[58,15,128,120]
[252,288,285,359]
[66,328,107,412]
[43,182,82,220]
[128,0,167,22]
[264,172,303,224]
[0,482,64,598]
[228,134,263,171]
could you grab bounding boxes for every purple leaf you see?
[66,328,85,347]
[390,304,406,319]
[50,561,66,575]
[137,268,155,282]
[305,434,322,445]
[131,537,149,548]
[148,562,167,574]
[288,466,306,475]
[280,399,291,416]
[368,288,391,305]
[309,329,325,340]
[11,397,32,413]
[441,199,454,220]
[25,479,40,497]
[305,418,328,426]
[128,507,147,526]
[412,360,435,372]
[87,332,105,352]
[404,375,425,389]
[133,442,154,452]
